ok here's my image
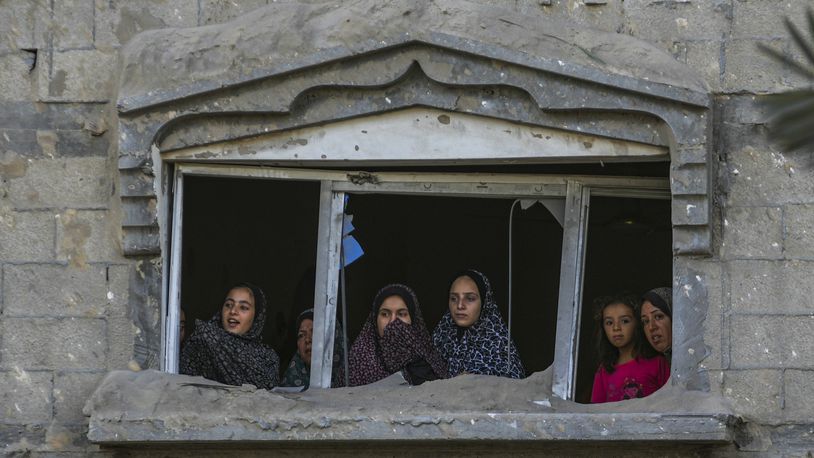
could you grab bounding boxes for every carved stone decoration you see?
[116,1,712,259]
[115,0,714,387]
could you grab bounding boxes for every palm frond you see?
[757,42,814,80]
[785,16,814,68]
[758,7,814,152]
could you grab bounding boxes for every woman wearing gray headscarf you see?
[180,282,280,390]
[639,287,672,360]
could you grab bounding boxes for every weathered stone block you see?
[0,369,53,423]
[106,316,136,370]
[0,423,47,454]
[107,264,131,314]
[94,0,199,48]
[783,370,814,423]
[730,315,814,368]
[672,195,708,225]
[728,260,814,314]
[624,0,732,42]
[723,39,788,94]
[732,0,811,40]
[7,157,110,209]
[54,371,104,422]
[3,264,111,317]
[716,95,771,125]
[672,225,712,255]
[722,206,782,260]
[200,0,269,25]
[0,0,48,50]
[0,317,107,370]
[0,210,55,262]
[0,125,106,163]
[722,369,782,423]
[122,198,157,227]
[683,40,723,93]
[0,52,35,102]
[119,169,155,197]
[678,259,724,371]
[57,210,123,266]
[783,204,814,260]
[723,146,814,207]
[0,129,41,157]
[675,145,708,165]
[671,165,708,195]
[52,0,95,49]
[514,0,623,34]
[37,49,117,102]
[55,129,110,158]
[44,423,98,452]
[0,102,106,131]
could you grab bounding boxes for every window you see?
[162,162,670,400]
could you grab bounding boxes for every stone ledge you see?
[85,370,736,445]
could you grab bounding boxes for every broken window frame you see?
[161,162,669,400]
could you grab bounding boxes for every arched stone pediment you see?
[116,0,712,257]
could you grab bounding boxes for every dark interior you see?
[179,169,671,392]
[573,196,673,403]
[180,176,321,361]
[341,193,563,376]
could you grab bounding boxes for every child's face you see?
[221,287,256,336]
[602,302,636,350]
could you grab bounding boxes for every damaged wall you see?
[0,0,813,456]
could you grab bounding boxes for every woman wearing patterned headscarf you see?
[349,284,448,387]
[180,282,280,390]
[432,269,525,379]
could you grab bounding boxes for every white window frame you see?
[161,162,669,399]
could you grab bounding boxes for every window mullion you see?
[163,168,184,373]
[551,180,590,400]
[310,182,344,389]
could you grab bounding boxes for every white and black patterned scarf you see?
[180,283,280,390]
[432,269,525,379]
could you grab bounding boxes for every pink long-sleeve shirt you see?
[591,355,670,403]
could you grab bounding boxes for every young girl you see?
[590,294,669,403]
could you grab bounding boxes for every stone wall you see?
[1,0,812,455]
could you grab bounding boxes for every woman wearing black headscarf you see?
[180,282,280,390]
[432,269,525,379]
[639,287,673,360]
[349,284,448,387]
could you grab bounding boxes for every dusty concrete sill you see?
[85,370,736,445]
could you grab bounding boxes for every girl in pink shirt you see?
[591,294,669,403]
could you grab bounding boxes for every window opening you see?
[340,193,563,376]
[164,163,669,399]
[574,195,672,404]
[178,175,321,372]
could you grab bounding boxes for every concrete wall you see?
[0,0,812,455]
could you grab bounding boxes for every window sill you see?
[85,370,736,445]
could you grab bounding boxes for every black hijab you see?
[180,282,280,390]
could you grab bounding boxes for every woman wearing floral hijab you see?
[432,269,525,379]
[180,282,280,390]
[349,284,448,387]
